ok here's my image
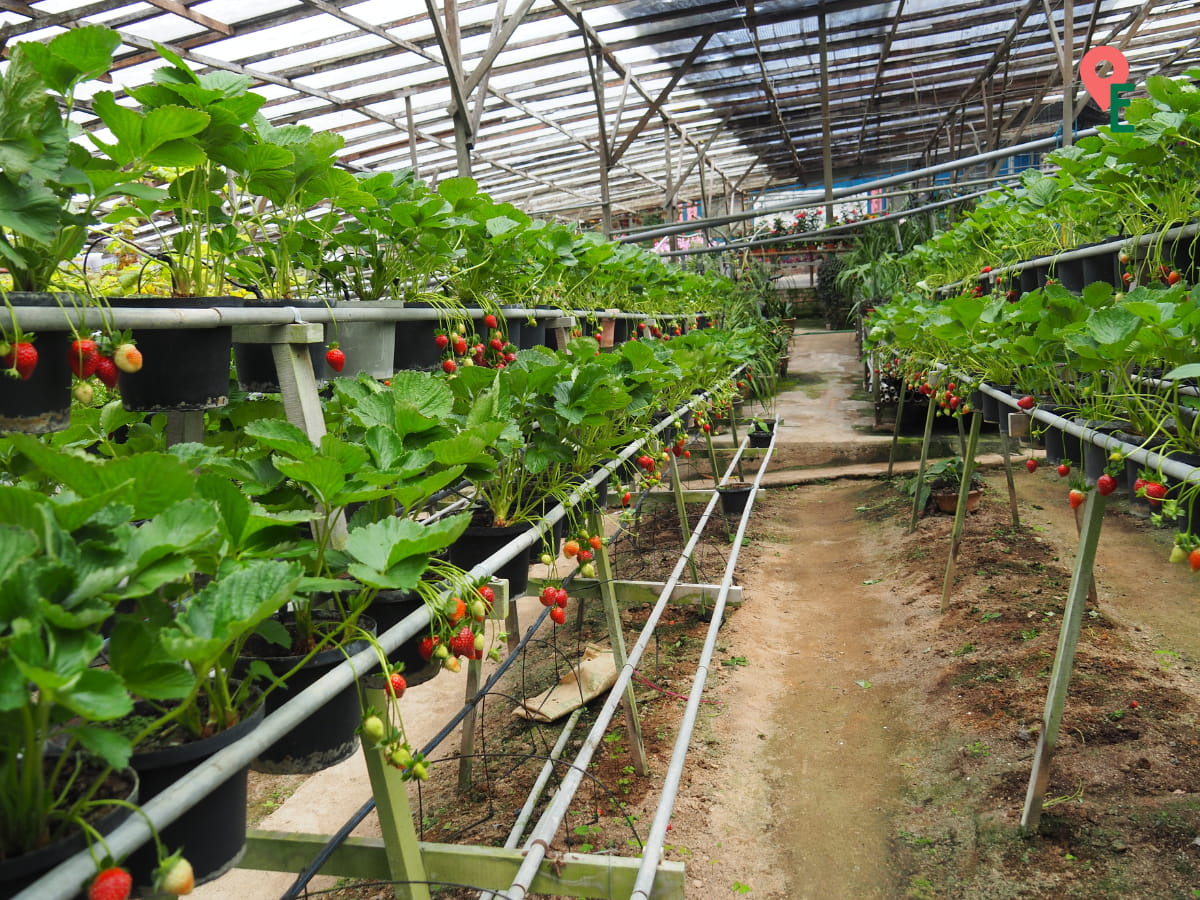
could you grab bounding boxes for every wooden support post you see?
[818,2,835,226]
[457,655,482,793]
[362,686,432,900]
[163,411,205,447]
[940,409,983,610]
[666,449,699,584]
[589,509,649,776]
[726,416,745,482]
[702,425,722,489]
[237,323,349,549]
[887,383,906,478]
[1000,426,1022,528]
[956,409,968,461]
[909,396,939,532]
[1021,490,1107,834]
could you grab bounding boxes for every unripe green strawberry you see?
[362,715,386,742]
[73,381,95,404]
[1170,545,1188,564]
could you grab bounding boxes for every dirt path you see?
[673,482,909,899]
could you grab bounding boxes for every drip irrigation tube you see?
[505,427,755,900]
[630,417,777,900]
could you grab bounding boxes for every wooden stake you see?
[909,396,939,532]
[940,409,983,610]
[589,509,649,776]
[888,381,906,478]
[362,686,432,900]
[1021,490,1107,834]
[666,449,700,584]
[1000,430,1022,528]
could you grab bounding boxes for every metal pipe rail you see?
[505,428,753,900]
[979,383,1200,487]
[14,370,741,900]
[621,128,1099,245]
[5,302,705,332]
[630,418,777,900]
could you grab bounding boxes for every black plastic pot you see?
[327,302,395,379]
[980,385,1012,424]
[1081,241,1121,287]
[366,590,440,687]
[128,702,264,885]
[1054,256,1085,293]
[234,298,328,391]
[1019,265,1041,295]
[1043,426,1065,466]
[0,293,72,433]
[749,426,774,448]
[448,517,535,595]
[718,482,754,517]
[237,614,375,775]
[0,769,137,897]
[110,296,243,412]
[393,302,442,371]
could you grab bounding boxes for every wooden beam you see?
[922,0,1042,157]
[854,0,907,167]
[819,2,834,221]
[585,33,613,238]
[745,0,806,179]
[665,109,731,206]
[608,33,711,167]
[141,0,234,35]
[242,831,687,899]
[463,0,537,97]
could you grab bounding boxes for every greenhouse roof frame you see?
[1,0,1197,227]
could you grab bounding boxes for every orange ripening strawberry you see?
[155,855,195,896]
[113,342,142,374]
[1190,548,1200,572]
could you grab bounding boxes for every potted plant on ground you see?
[908,456,986,514]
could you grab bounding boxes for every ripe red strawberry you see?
[702,422,711,433]
[981,265,992,273]
[325,344,346,372]
[490,338,505,352]
[577,549,593,563]
[540,586,558,607]
[483,313,498,329]
[1133,476,1146,494]
[1097,473,1117,496]
[155,854,194,896]
[435,333,450,350]
[69,338,99,377]
[1025,458,1038,473]
[387,671,407,698]
[95,355,119,389]
[442,358,458,374]
[1144,482,1167,506]
[1017,395,1036,410]
[88,866,133,900]
[1129,700,1139,709]
[1057,463,1071,478]
[112,342,142,374]
[1069,489,1086,509]
[550,607,566,625]
[3,341,38,380]
[1190,548,1200,572]
[555,587,568,607]
[449,626,476,658]
[1123,272,1133,284]
[1167,269,1182,285]
[622,491,632,507]
[453,336,468,355]
[477,584,495,607]
[418,635,440,662]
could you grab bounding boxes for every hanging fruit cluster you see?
[67,330,143,404]
[435,314,517,374]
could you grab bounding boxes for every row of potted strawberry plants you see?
[0,312,782,898]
